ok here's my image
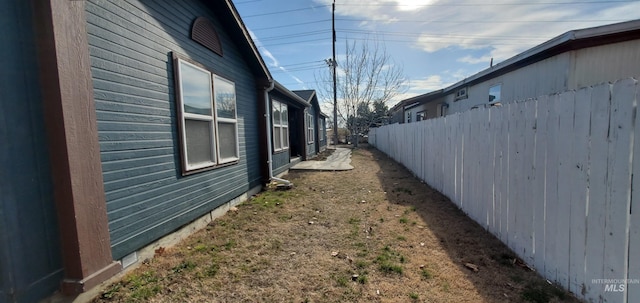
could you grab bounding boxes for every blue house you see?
[292,90,327,158]
[268,82,312,178]
[0,0,285,302]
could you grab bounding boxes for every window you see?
[174,56,238,174]
[416,111,427,121]
[406,111,411,123]
[489,84,501,103]
[272,100,289,151]
[455,87,468,101]
[306,112,314,143]
[319,119,325,142]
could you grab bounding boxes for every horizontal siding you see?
[86,0,263,259]
[272,151,291,176]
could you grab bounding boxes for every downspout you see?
[263,80,293,187]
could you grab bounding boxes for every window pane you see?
[215,78,236,119]
[282,126,289,148]
[185,119,214,165]
[282,106,288,126]
[273,126,282,150]
[489,84,501,102]
[218,122,238,160]
[273,103,281,125]
[179,62,212,116]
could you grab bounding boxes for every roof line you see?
[273,81,311,107]
[442,19,640,93]
[224,0,272,81]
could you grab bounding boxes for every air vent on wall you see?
[191,17,223,56]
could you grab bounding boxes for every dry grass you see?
[93,145,581,303]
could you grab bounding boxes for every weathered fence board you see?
[369,78,639,303]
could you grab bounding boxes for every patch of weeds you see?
[411,221,417,225]
[336,275,349,287]
[224,239,236,250]
[124,271,161,301]
[204,263,219,277]
[356,250,369,258]
[355,260,368,269]
[376,246,403,275]
[399,217,408,224]
[357,275,368,284]
[379,262,403,274]
[397,235,407,241]
[131,284,162,301]
[379,217,384,223]
[100,283,122,299]
[252,190,291,208]
[172,260,196,273]
[348,217,361,224]
[421,268,433,280]
[409,206,417,212]
[193,244,209,252]
[354,242,366,248]
[399,255,407,263]
[409,292,419,300]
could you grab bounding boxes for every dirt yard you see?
[93,145,581,303]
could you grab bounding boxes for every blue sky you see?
[234,0,640,108]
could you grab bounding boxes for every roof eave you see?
[442,19,640,94]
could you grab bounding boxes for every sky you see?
[233,0,640,108]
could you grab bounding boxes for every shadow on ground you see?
[364,144,580,303]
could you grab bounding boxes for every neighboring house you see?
[390,89,445,124]
[293,90,327,158]
[269,81,310,177]
[0,1,285,302]
[390,19,640,121]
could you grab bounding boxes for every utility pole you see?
[332,0,338,147]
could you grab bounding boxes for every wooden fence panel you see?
[604,79,635,303]
[533,95,549,275]
[556,91,576,289]
[367,78,637,302]
[628,79,640,302]
[584,83,610,299]
[568,87,591,295]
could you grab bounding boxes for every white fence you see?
[369,78,640,303]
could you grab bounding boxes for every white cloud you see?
[314,0,640,67]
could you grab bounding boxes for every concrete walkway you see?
[290,147,353,171]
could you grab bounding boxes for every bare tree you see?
[317,39,406,146]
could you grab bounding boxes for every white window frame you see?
[174,55,239,174]
[272,100,289,152]
[307,112,315,144]
[213,76,239,164]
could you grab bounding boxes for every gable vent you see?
[191,17,223,56]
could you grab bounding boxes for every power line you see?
[335,18,630,24]
[258,29,330,42]
[248,19,331,32]
[338,0,636,7]
[242,5,331,18]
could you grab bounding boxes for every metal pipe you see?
[263,80,292,186]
